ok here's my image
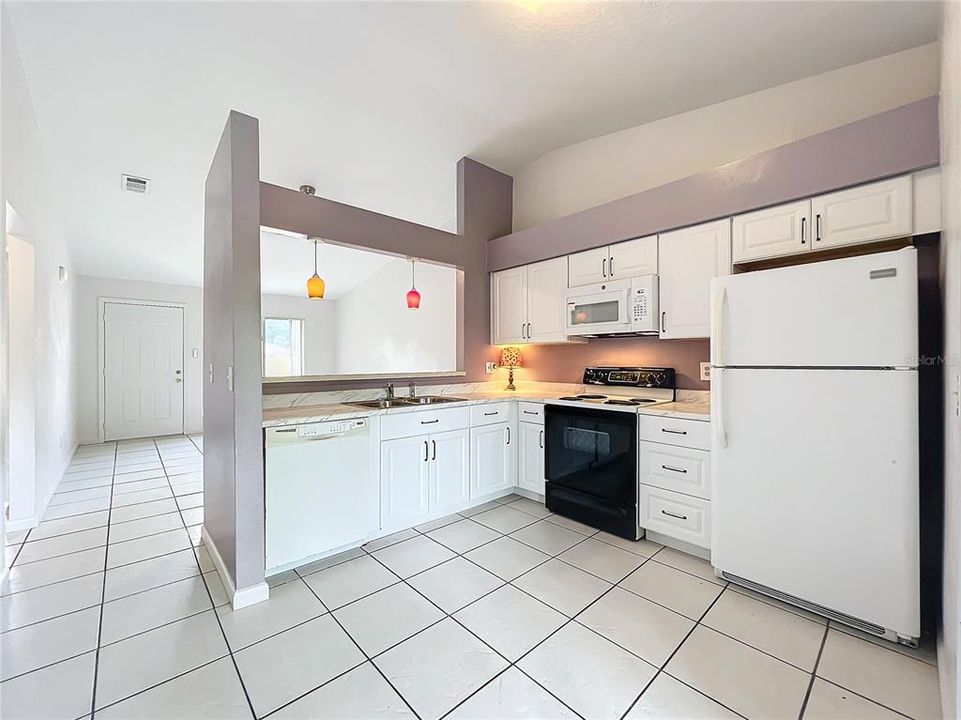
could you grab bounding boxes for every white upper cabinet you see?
[733,200,811,263]
[568,236,657,287]
[491,266,527,345]
[658,219,731,339]
[812,176,912,250]
[568,246,609,287]
[608,235,658,278]
[526,257,569,343]
[491,257,570,345]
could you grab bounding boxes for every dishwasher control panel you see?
[299,418,366,437]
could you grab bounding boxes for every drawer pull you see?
[661,464,688,474]
[421,419,440,425]
[661,509,688,521]
[661,428,688,435]
[523,410,539,416]
[483,411,498,416]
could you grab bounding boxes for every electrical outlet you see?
[700,362,711,382]
[485,361,498,374]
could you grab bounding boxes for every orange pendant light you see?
[307,239,325,300]
[406,259,421,309]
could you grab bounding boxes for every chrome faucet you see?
[408,380,417,398]
[385,382,395,399]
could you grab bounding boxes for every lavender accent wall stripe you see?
[489,96,940,271]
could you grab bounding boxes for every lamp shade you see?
[406,288,421,309]
[307,273,325,299]
[499,346,522,369]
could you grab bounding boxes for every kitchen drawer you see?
[381,406,470,440]
[470,402,514,427]
[638,415,710,450]
[639,485,711,550]
[517,402,544,424]
[640,442,711,499]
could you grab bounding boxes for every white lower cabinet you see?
[381,427,470,528]
[430,428,470,514]
[380,436,431,528]
[638,415,712,550]
[470,422,517,497]
[518,421,545,496]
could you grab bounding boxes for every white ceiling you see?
[260,229,398,300]
[7,1,940,287]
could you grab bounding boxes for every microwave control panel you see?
[631,286,651,322]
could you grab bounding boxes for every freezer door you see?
[711,367,919,638]
[711,247,917,368]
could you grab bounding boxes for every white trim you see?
[98,297,187,443]
[202,525,270,610]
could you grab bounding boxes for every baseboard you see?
[201,525,269,610]
[5,515,40,533]
[7,443,77,534]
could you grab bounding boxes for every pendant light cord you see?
[314,240,319,275]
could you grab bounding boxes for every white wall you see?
[261,293,338,375]
[75,276,203,443]
[1,7,78,532]
[335,259,457,375]
[513,43,940,230]
[939,5,961,718]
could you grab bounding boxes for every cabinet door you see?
[812,176,912,250]
[491,267,528,345]
[517,421,545,496]
[658,219,731,339]
[527,257,569,343]
[430,428,470,514]
[470,422,516,498]
[608,235,657,278]
[380,436,430,528]
[733,200,811,263]
[568,246,610,287]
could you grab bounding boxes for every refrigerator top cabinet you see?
[711,247,918,369]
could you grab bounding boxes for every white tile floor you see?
[0,435,943,719]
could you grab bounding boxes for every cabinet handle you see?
[539,430,544,448]
[602,258,607,278]
[661,428,687,435]
[800,217,806,245]
[660,312,666,333]
[527,322,532,339]
[521,323,526,340]
[523,410,539,416]
[661,464,688,474]
[431,440,436,461]
[424,440,429,462]
[661,509,688,521]
[815,214,822,242]
[483,411,498,416]
[421,419,439,425]
[506,426,511,445]
[609,256,614,277]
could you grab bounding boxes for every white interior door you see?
[712,367,920,637]
[103,302,185,440]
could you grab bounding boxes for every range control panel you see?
[583,366,676,389]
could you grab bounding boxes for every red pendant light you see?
[406,259,421,309]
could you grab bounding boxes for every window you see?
[263,317,304,377]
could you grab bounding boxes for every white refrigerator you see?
[710,247,920,644]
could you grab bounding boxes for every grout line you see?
[151,436,258,720]
[798,623,830,719]
[87,441,118,718]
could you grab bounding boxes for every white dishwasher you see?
[265,417,377,574]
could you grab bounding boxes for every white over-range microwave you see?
[565,275,659,336]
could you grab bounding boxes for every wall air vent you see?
[121,174,150,194]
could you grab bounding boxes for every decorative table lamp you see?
[499,347,523,391]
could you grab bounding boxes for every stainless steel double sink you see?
[345,396,466,410]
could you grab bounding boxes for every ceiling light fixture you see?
[406,259,421,309]
[307,238,325,300]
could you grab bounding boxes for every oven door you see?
[565,288,631,335]
[544,405,637,505]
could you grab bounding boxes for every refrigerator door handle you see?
[711,284,726,367]
[714,369,728,448]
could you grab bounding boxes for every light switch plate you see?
[485,362,498,374]
[700,362,711,382]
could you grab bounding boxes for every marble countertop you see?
[263,390,709,427]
